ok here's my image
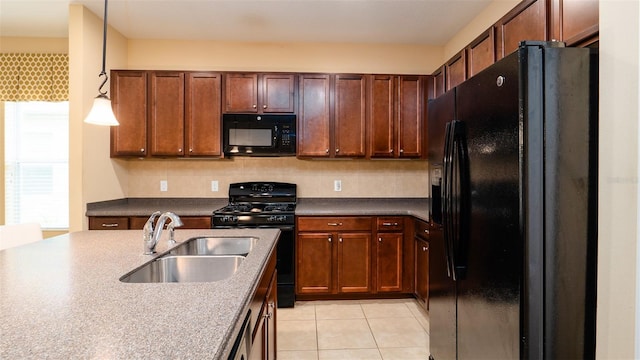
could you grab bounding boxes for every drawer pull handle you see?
[328,222,343,226]
[382,222,399,226]
[101,223,119,228]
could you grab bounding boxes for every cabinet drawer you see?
[89,217,129,230]
[376,217,404,232]
[297,216,372,231]
[414,219,430,240]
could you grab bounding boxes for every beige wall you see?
[68,5,129,231]
[597,1,640,358]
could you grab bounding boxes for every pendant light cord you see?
[98,0,109,96]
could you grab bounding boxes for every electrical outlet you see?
[211,180,219,192]
[334,180,342,192]
[160,180,168,192]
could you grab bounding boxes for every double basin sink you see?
[120,237,258,283]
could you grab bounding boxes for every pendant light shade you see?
[85,94,119,126]
[84,0,119,126]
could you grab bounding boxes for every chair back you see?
[0,223,43,250]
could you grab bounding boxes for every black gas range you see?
[212,182,296,308]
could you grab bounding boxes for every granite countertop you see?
[0,228,279,359]
[296,198,430,222]
[86,197,431,222]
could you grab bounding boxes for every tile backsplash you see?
[126,157,429,198]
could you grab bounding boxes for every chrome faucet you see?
[143,211,183,254]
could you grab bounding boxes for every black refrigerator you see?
[427,41,598,359]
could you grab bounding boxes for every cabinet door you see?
[224,73,258,113]
[432,66,446,99]
[376,232,403,292]
[557,0,599,46]
[265,272,277,360]
[446,50,467,91]
[149,71,185,156]
[467,28,496,78]
[369,75,395,158]
[185,72,222,157]
[111,71,147,157]
[336,232,371,293]
[334,74,367,158]
[415,238,430,306]
[397,76,423,158]
[262,74,295,113]
[296,232,333,294]
[298,74,331,157]
[496,0,548,59]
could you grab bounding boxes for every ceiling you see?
[0,0,494,45]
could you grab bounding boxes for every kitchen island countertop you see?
[0,228,279,359]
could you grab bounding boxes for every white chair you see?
[0,223,43,250]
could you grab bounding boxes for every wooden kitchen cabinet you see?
[185,72,222,156]
[397,76,424,158]
[149,71,185,156]
[496,0,548,59]
[334,74,367,158]
[375,217,404,293]
[414,219,430,309]
[467,28,496,78]
[111,70,223,159]
[224,73,296,113]
[296,216,372,295]
[297,74,331,157]
[369,75,425,158]
[250,270,277,360]
[550,0,599,46]
[431,66,446,99]
[445,50,467,91]
[111,71,148,157]
[89,216,211,230]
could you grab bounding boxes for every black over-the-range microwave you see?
[222,114,296,156]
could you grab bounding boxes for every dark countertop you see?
[0,228,279,359]
[86,197,431,222]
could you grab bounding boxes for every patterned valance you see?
[0,53,69,102]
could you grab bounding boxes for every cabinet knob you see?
[263,104,267,109]
[339,238,343,243]
[178,148,182,153]
[328,237,332,242]
[252,104,257,109]
[325,149,329,154]
[390,149,393,153]
[140,148,145,152]
[336,148,340,153]
[189,148,193,153]
[424,229,430,234]
[400,149,404,153]
[423,246,429,251]
[378,237,382,242]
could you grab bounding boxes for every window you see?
[4,101,69,229]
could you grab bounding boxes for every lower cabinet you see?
[414,219,430,310]
[250,270,277,360]
[296,216,412,299]
[296,224,372,295]
[88,216,212,230]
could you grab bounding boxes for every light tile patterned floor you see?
[277,298,430,360]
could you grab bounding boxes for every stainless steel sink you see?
[120,255,244,283]
[170,237,258,256]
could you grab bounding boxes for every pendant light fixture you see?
[84,0,119,126]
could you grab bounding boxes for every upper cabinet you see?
[396,76,425,159]
[466,28,496,78]
[224,73,296,113]
[496,0,548,60]
[110,70,223,159]
[297,74,368,158]
[550,0,599,46]
[185,72,223,157]
[111,71,148,157]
